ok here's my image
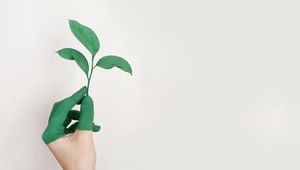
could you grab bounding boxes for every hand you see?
[42,87,100,170]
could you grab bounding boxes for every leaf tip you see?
[68,19,76,23]
[68,19,79,28]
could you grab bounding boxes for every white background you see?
[0,0,300,169]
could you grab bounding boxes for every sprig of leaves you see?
[57,20,133,95]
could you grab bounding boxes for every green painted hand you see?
[42,87,100,144]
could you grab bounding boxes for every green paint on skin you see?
[42,87,100,144]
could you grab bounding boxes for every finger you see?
[67,110,100,132]
[64,122,79,134]
[68,110,80,120]
[65,122,99,134]
[60,87,87,112]
[63,110,79,129]
[74,96,94,141]
[77,96,94,131]
[77,97,84,105]
[48,87,87,127]
[93,123,101,132]
[63,117,72,127]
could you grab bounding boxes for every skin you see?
[48,131,96,170]
[42,87,99,170]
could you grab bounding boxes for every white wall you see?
[0,0,300,169]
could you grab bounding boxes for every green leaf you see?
[57,48,78,60]
[96,55,132,75]
[69,20,100,57]
[57,48,89,76]
[73,54,89,77]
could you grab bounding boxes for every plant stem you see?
[87,56,96,95]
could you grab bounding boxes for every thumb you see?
[77,96,94,131]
